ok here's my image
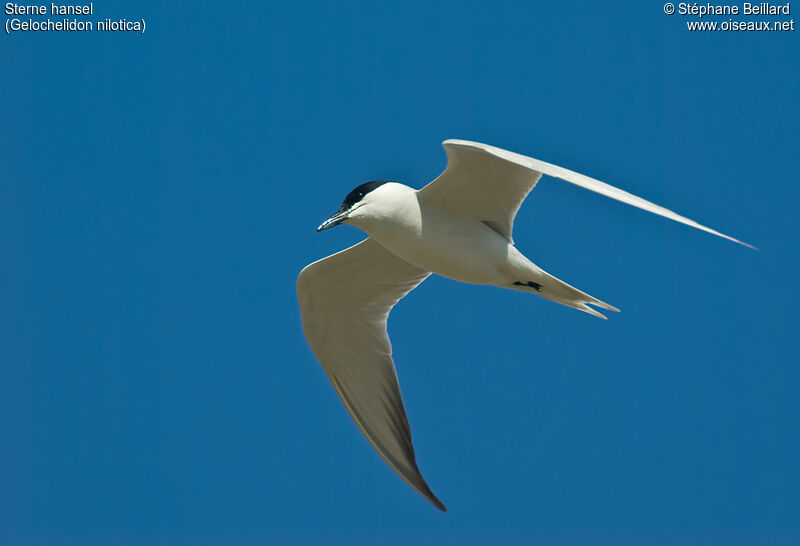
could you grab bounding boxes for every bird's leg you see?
[513,281,542,292]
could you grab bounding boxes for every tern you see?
[297,139,752,512]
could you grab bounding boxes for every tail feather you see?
[574,302,609,320]
[511,268,620,319]
[589,299,620,313]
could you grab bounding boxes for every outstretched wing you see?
[418,140,542,243]
[297,238,445,511]
[418,139,753,248]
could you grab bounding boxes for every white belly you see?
[362,205,516,285]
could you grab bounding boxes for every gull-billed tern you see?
[297,139,752,511]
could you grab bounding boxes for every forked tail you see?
[509,270,620,319]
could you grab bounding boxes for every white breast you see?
[348,184,514,284]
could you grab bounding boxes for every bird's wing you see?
[297,238,445,511]
[418,139,753,248]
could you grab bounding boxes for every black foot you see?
[514,281,542,292]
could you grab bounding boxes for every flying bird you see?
[296,139,752,512]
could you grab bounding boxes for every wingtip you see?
[716,230,757,251]
[432,498,448,512]
[427,493,448,512]
[738,239,759,251]
[414,477,448,512]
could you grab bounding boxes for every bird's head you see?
[316,180,392,232]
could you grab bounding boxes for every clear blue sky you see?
[2,1,798,544]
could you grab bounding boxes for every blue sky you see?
[2,1,798,544]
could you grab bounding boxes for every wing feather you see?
[419,139,753,248]
[297,238,445,511]
[419,140,542,243]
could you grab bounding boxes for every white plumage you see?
[297,139,751,511]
